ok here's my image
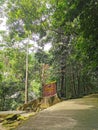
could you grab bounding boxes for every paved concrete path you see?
[16,94,98,130]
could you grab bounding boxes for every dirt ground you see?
[15,94,98,130]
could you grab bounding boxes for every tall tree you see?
[6,0,46,103]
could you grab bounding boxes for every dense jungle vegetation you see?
[0,0,98,110]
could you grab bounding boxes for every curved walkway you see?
[16,94,98,130]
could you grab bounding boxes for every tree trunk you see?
[60,62,66,97]
[77,65,81,97]
[72,72,77,97]
[61,72,65,97]
[25,41,28,104]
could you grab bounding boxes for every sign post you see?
[43,82,57,97]
[42,82,57,107]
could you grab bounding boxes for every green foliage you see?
[0,0,4,4]
[0,47,39,110]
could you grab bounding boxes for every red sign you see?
[43,82,57,97]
